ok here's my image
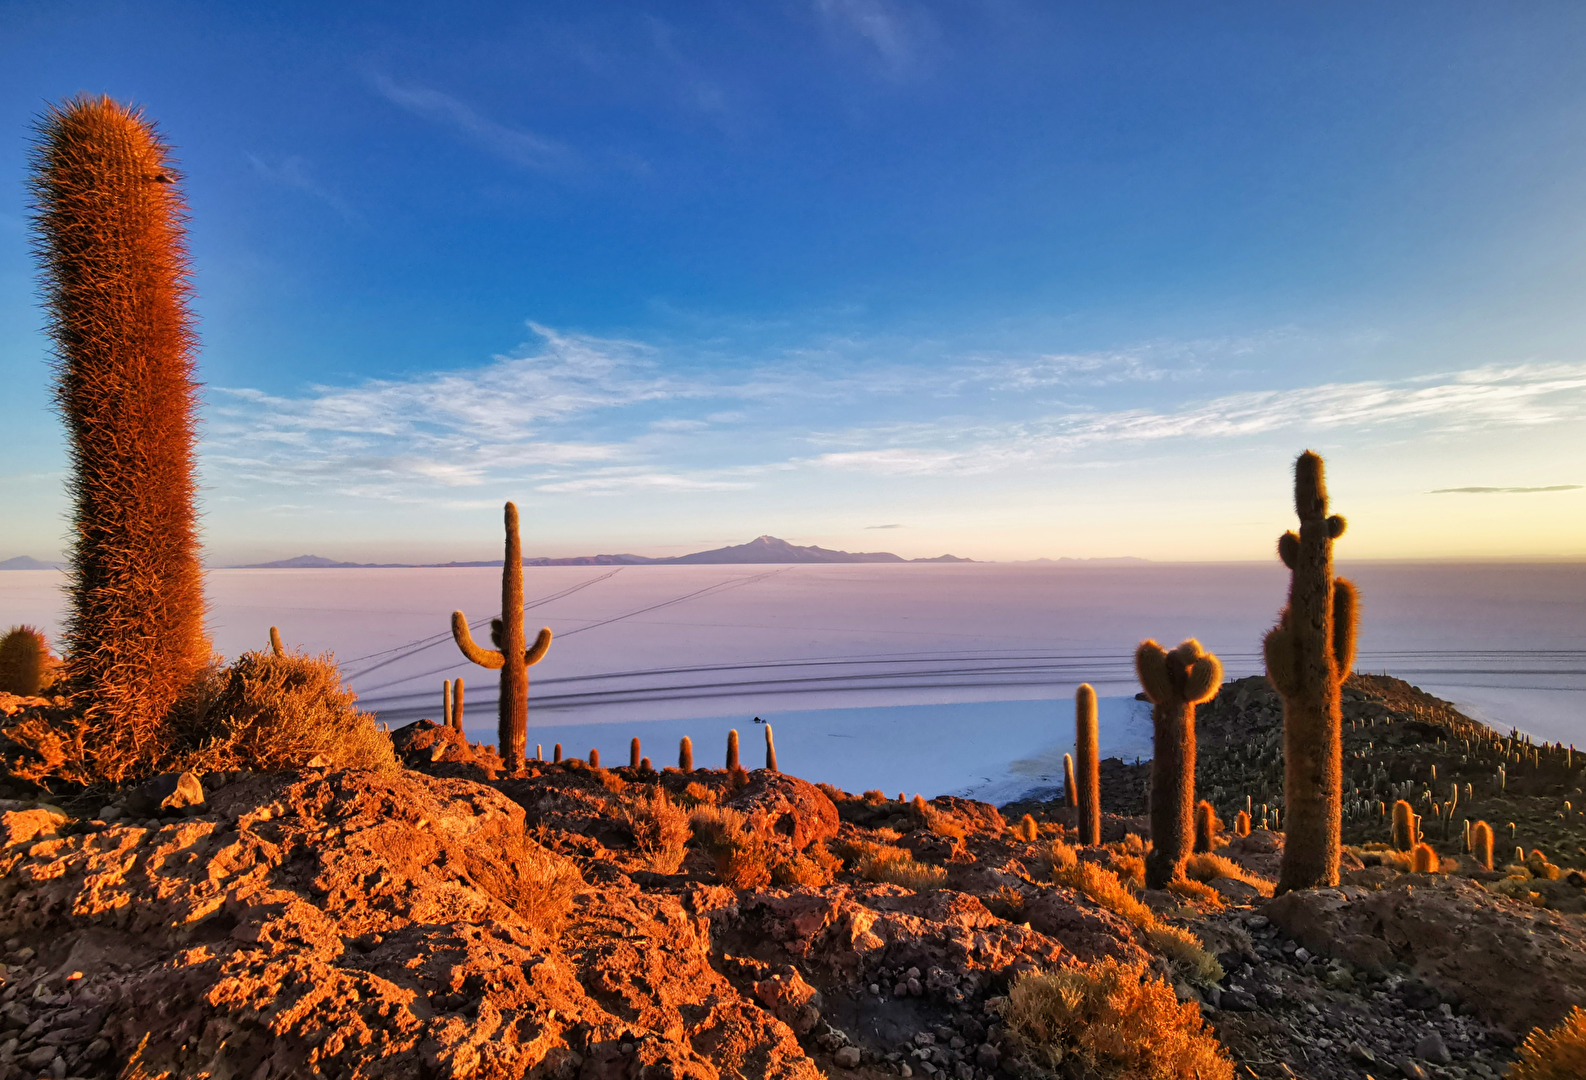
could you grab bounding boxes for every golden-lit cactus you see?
[269,627,285,657]
[1234,810,1251,838]
[31,96,209,779]
[1063,753,1078,809]
[1391,799,1415,852]
[1471,819,1494,871]
[1075,683,1102,847]
[679,736,694,771]
[726,728,740,771]
[0,626,54,697]
[630,736,641,769]
[765,724,778,772]
[1410,842,1439,874]
[589,748,601,768]
[1266,451,1359,894]
[1193,800,1217,854]
[451,677,464,731]
[451,502,552,773]
[1136,639,1222,889]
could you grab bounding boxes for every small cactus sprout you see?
[1136,638,1223,889]
[640,756,652,771]
[1075,683,1102,847]
[536,744,543,762]
[726,728,740,771]
[1194,800,1217,853]
[451,677,465,731]
[269,626,285,657]
[553,743,563,764]
[1017,813,1039,843]
[1063,753,1078,809]
[1471,821,1495,869]
[451,502,553,773]
[679,736,694,771]
[765,724,778,772]
[0,626,53,697]
[1392,800,1415,851]
[630,737,641,769]
[1265,451,1358,893]
[1411,843,1438,874]
[589,748,601,768]
[1234,810,1252,838]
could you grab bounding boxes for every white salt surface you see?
[3,561,1583,800]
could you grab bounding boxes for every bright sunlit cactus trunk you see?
[1075,683,1101,847]
[1136,639,1222,889]
[451,502,552,773]
[31,96,209,779]
[1266,451,1358,893]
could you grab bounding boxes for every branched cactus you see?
[1063,753,1078,809]
[1267,451,1358,893]
[0,626,54,697]
[726,729,740,771]
[1194,800,1217,854]
[1136,639,1223,889]
[1471,820,1494,871]
[451,502,552,773]
[630,737,641,769]
[1075,683,1101,847]
[31,96,209,778]
[765,725,778,772]
[1392,799,1415,851]
[679,736,694,771]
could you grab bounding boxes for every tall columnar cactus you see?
[0,626,53,697]
[1063,754,1078,809]
[451,677,465,731]
[1194,800,1217,854]
[679,736,694,771]
[1391,799,1415,851]
[1075,683,1101,847]
[451,502,552,773]
[1136,639,1223,889]
[726,729,740,771]
[630,737,641,769]
[31,96,209,777]
[1266,451,1359,894]
[443,679,453,727]
[765,725,778,772]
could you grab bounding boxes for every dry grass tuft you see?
[1001,957,1235,1080]
[678,781,717,807]
[1055,862,1223,984]
[690,803,773,888]
[1109,851,1147,890]
[1508,1005,1586,1080]
[174,649,396,774]
[771,843,842,887]
[1041,838,1079,874]
[836,837,948,891]
[620,787,690,873]
[987,884,1027,920]
[1183,852,1275,897]
[465,832,584,936]
[1167,878,1224,908]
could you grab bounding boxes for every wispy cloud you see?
[245,154,358,221]
[812,0,931,77]
[369,74,575,172]
[1430,485,1581,494]
[865,523,905,529]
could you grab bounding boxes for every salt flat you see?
[4,561,1583,798]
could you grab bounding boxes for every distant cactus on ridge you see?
[765,725,778,772]
[1136,639,1222,889]
[451,502,552,773]
[630,737,641,769]
[1266,451,1358,894]
[679,736,694,771]
[726,729,740,771]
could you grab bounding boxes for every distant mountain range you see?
[232,535,974,569]
[0,556,63,570]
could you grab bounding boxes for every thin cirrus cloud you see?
[245,154,359,222]
[368,73,576,172]
[812,0,930,77]
[1429,485,1582,494]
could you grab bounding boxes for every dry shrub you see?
[726,765,750,794]
[1183,852,1275,897]
[1167,878,1224,908]
[772,843,841,887]
[1110,852,1147,890]
[594,767,628,794]
[690,804,772,888]
[858,844,948,891]
[1042,839,1079,874]
[678,781,717,807]
[915,797,967,840]
[1055,862,1222,984]
[987,884,1027,920]
[1002,957,1235,1080]
[464,831,584,936]
[1117,832,1147,857]
[175,649,395,773]
[1509,1005,1586,1080]
[1526,851,1563,881]
[862,789,888,805]
[620,787,690,873]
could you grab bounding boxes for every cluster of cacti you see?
[451,502,553,773]
[0,626,56,697]
[1075,684,1101,846]
[31,96,210,778]
[440,678,465,732]
[1265,451,1358,894]
[1136,639,1223,889]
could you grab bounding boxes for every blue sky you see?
[2,1,1585,563]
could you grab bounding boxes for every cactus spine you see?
[451,502,552,773]
[1063,753,1078,809]
[765,725,778,772]
[31,97,209,777]
[1471,820,1494,870]
[1194,800,1217,854]
[1075,683,1101,847]
[1136,639,1223,889]
[726,728,740,771]
[679,736,694,771]
[630,737,641,769]
[0,627,53,697]
[1267,451,1358,894]
[1391,799,1415,851]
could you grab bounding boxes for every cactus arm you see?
[1264,623,1299,697]
[452,611,505,670]
[524,626,553,666]
[1278,531,1299,570]
[1134,640,1172,704]
[1327,515,1347,539]
[1332,577,1359,678]
[1185,653,1223,704]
